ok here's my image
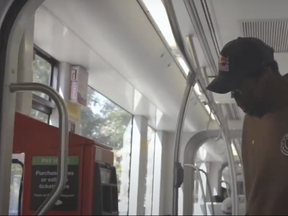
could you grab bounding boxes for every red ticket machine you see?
[12,112,119,215]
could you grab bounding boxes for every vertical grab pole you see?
[172,72,196,215]
[9,82,69,215]
[162,1,237,214]
[184,164,215,216]
[162,1,198,215]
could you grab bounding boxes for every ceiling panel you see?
[35,0,213,131]
[241,19,288,53]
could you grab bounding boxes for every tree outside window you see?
[79,87,133,215]
[30,53,52,123]
[32,54,52,100]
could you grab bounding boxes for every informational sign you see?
[65,102,79,120]
[69,66,88,106]
[30,156,79,211]
[69,69,78,102]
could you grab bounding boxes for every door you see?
[0,0,44,214]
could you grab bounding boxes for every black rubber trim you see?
[32,93,55,115]
[0,0,29,165]
[0,1,28,215]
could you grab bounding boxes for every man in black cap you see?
[207,37,288,215]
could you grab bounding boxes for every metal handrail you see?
[184,164,215,216]
[199,168,215,216]
[10,82,69,215]
[220,180,231,197]
[184,164,207,216]
[162,1,238,215]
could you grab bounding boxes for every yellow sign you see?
[141,140,147,150]
[65,102,79,120]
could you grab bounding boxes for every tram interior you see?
[4,0,288,215]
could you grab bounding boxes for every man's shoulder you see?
[242,114,258,142]
[243,114,255,127]
[283,73,288,83]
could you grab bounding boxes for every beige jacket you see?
[242,76,288,215]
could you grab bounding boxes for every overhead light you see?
[141,0,177,48]
[194,83,202,96]
[204,104,216,120]
[231,143,238,156]
[176,56,189,75]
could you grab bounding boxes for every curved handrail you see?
[10,83,69,215]
[184,164,215,216]
[184,164,208,216]
[220,180,231,197]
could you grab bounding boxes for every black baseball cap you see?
[206,37,274,94]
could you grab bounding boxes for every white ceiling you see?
[34,0,219,132]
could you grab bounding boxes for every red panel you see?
[13,112,113,151]
[81,145,95,215]
[13,112,115,215]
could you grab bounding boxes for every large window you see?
[79,86,133,215]
[30,47,57,123]
[144,126,156,215]
[32,54,52,100]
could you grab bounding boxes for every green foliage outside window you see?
[80,86,132,214]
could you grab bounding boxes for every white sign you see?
[69,66,88,106]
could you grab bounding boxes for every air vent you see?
[241,20,288,52]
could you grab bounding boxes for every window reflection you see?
[32,54,52,100]
[79,86,133,215]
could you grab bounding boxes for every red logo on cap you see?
[218,55,229,72]
[219,56,228,65]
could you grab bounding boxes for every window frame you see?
[31,45,58,122]
[145,125,157,215]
